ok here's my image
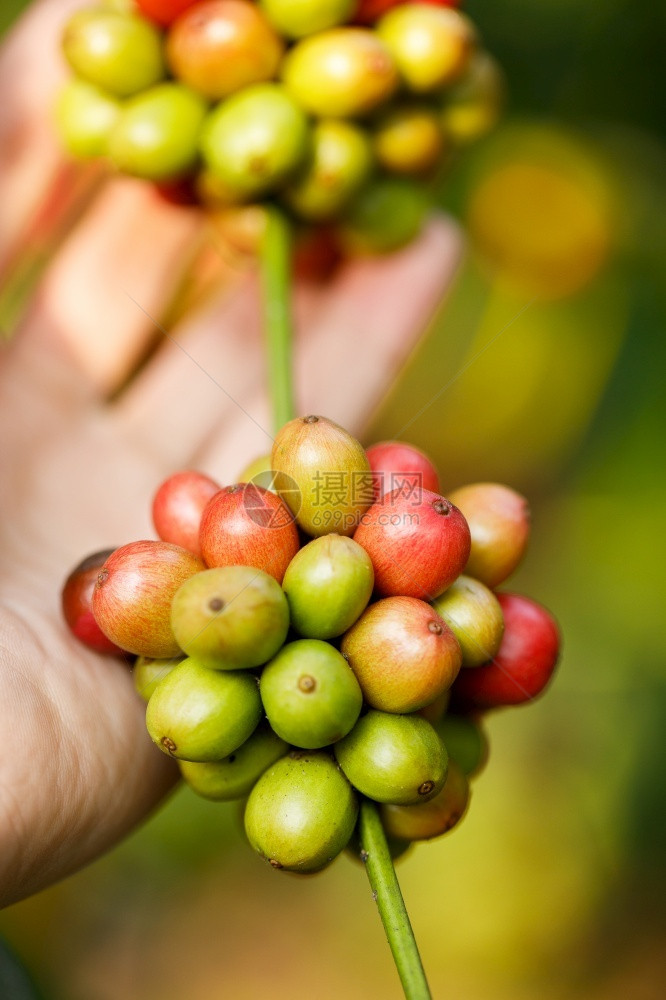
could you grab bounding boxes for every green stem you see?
[359,800,432,1000]
[260,204,295,431]
[260,206,428,998]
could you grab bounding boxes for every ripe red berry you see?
[62,549,124,655]
[355,1,459,26]
[354,488,470,600]
[366,440,440,502]
[92,540,205,658]
[136,0,200,28]
[293,228,342,283]
[199,483,299,584]
[152,470,221,556]
[451,593,560,710]
[152,177,200,207]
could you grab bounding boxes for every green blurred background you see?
[1,1,665,997]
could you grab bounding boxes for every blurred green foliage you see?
[1,2,665,999]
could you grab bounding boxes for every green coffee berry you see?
[282,534,374,638]
[201,83,310,199]
[260,0,356,39]
[108,84,207,181]
[339,177,430,254]
[439,51,505,145]
[260,639,363,748]
[62,7,165,98]
[244,750,358,872]
[55,79,121,159]
[377,5,476,94]
[282,28,398,118]
[170,566,290,670]
[133,655,182,702]
[145,657,262,761]
[436,714,488,777]
[335,710,448,805]
[284,119,374,221]
[431,574,504,667]
[373,104,445,175]
[179,724,288,800]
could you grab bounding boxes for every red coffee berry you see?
[152,470,221,556]
[354,488,470,599]
[92,540,204,658]
[199,483,299,584]
[136,0,202,28]
[62,548,124,654]
[451,592,560,710]
[366,440,440,502]
[355,1,459,27]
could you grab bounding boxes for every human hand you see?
[0,0,461,907]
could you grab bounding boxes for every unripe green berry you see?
[260,0,356,39]
[55,79,121,159]
[133,655,182,701]
[335,710,448,805]
[436,714,488,777]
[244,751,358,872]
[284,120,374,221]
[170,566,290,670]
[260,639,363,748]
[282,534,374,639]
[179,724,288,800]
[439,51,505,146]
[373,104,445,175]
[201,83,310,199]
[431,574,504,668]
[108,84,207,181]
[377,5,476,94]
[145,657,262,761]
[339,177,430,254]
[282,28,398,118]
[62,8,166,98]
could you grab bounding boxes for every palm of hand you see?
[0,0,459,907]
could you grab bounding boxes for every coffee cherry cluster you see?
[56,0,504,252]
[62,416,560,873]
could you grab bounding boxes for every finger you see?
[0,637,177,907]
[0,0,86,267]
[35,177,203,394]
[196,215,463,475]
[112,265,322,469]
